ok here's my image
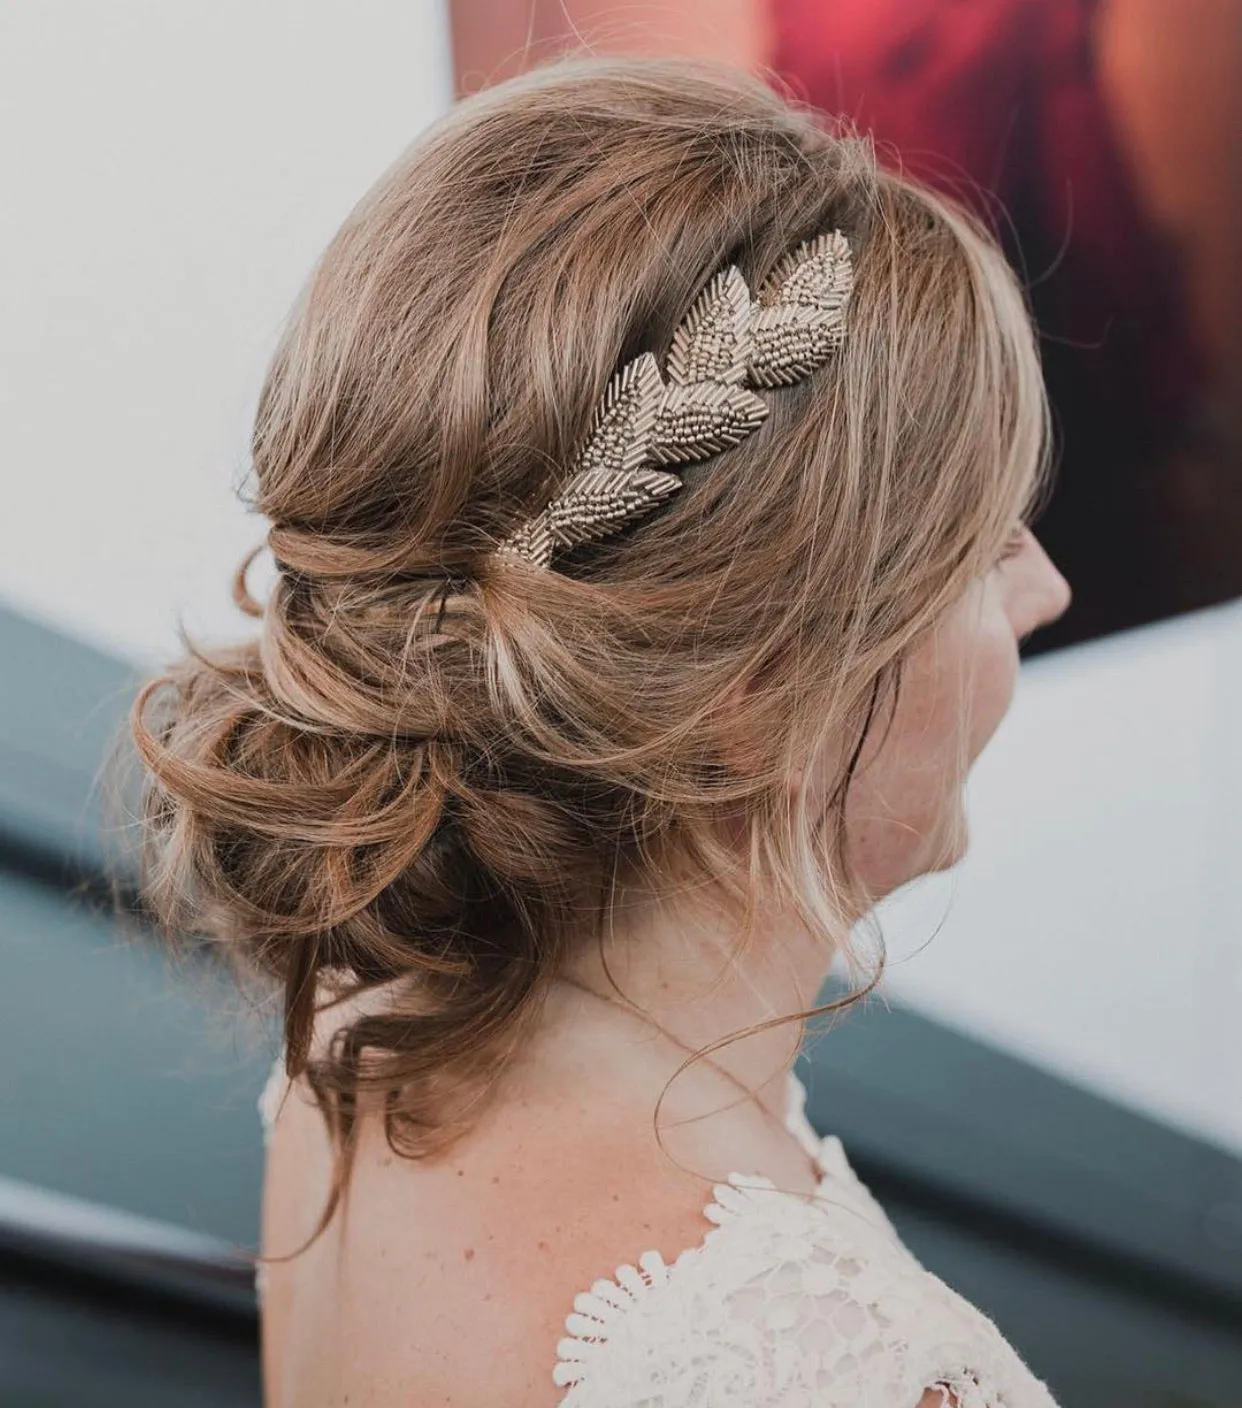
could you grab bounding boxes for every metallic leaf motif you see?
[649,383,769,465]
[756,229,853,311]
[576,353,665,478]
[749,305,848,388]
[665,267,753,388]
[546,468,683,553]
[749,232,854,386]
[496,230,853,570]
[497,510,555,569]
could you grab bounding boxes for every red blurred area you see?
[452,0,1242,648]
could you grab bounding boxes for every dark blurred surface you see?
[885,1195,1242,1408]
[0,1262,259,1408]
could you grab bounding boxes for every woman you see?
[131,57,1071,1406]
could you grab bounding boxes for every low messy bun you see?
[127,55,1050,1245]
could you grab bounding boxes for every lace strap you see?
[553,1169,1061,1406]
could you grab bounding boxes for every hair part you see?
[121,53,1051,1269]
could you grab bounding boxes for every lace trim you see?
[552,1170,818,1390]
[551,1077,1060,1406]
[256,1055,1056,1406]
[550,1070,914,1391]
[551,1166,1056,1404]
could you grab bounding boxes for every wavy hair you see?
[124,54,1051,1259]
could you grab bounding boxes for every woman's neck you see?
[553,882,842,1127]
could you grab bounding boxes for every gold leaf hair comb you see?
[496,230,853,570]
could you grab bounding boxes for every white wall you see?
[0,0,454,666]
[2,1,1238,1160]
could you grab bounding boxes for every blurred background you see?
[0,2,1239,1404]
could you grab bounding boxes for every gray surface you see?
[889,1200,1242,1408]
[798,987,1242,1304]
[0,867,274,1250]
[0,1276,259,1408]
[0,606,142,876]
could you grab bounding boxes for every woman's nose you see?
[1042,559,1072,627]
[1016,536,1072,639]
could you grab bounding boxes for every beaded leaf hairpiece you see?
[496,230,853,570]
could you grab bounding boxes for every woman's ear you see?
[786,764,807,804]
[713,658,809,804]
[712,664,768,783]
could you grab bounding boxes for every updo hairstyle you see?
[128,56,1049,1245]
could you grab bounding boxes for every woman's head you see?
[128,55,1063,1201]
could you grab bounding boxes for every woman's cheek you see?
[965,614,1021,762]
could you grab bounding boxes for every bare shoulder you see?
[263,984,823,1407]
[268,1072,748,1408]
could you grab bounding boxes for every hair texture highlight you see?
[125,55,1050,1264]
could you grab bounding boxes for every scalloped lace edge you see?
[552,1168,818,1389]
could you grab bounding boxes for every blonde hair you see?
[126,55,1050,1254]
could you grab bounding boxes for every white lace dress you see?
[257,1058,1060,1406]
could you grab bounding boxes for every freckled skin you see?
[809,528,1071,895]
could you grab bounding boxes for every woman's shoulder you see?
[459,1070,1059,1407]
[311,1072,784,1407]
[263,1054,1059,1408]
[548,1162,1062,1408]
